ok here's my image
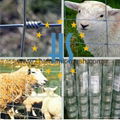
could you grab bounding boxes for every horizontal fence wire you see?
[0,22,61,28]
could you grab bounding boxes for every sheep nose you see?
[81,24,89,29]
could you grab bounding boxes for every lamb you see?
[0,66,47,118]
[23,87,62,119]
[65,1,120,57]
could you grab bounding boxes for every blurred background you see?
[64,0,120,57]
[0,0,61,57]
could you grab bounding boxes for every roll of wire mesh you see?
[111,60,120,118]
[64,60,78,119]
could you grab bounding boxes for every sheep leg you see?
[7,107,15,120]
[32,108,37,117]
[44,112,51,120]
[54,114,61,120]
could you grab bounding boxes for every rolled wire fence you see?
[64,59,120,119]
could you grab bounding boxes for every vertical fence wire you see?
[20,0,26,57]
[105,0,109,57]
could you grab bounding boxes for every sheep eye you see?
[100,14,104,17]
[78,10,81,13]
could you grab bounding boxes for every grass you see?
[64,0,120,57]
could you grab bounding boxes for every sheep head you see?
[65,1,120,37]
[19,66,48,86]
[43,87,58,96]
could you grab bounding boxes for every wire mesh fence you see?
[64,59,120,119]
[64,0,120,57]
[0,59,62,119]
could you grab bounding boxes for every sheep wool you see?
[0,66,46,112]
[23,87,62,119]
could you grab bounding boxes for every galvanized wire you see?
[65,60,120,119]
[20,0,26,57]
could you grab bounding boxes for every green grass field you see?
[64,0,120,57]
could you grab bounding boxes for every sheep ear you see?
[53,86,58,91]
[28,68,31,75]
[108,9,120,16]
[65,1,79,11]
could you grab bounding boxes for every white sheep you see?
[0,66,48,119]
[65,1,120,57]
[23,87,62,119]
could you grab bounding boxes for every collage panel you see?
[0,0,62,57]
[64,59,120,119]
[0,59,62,119]
[1,0,120,120]
[64,0,120,57]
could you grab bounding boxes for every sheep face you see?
[27,68,48,86]
[65,1,120,39]
[43,87,58,96]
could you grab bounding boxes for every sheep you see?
[0,66,48,119]
[65,1,120,57]
[23,87,62,119]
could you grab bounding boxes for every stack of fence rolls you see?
[64,60,120,119]
[64,61,78,119]
[75,61,89,118]
[101,60,114,118]
[112,60,120,118]
[89,63,102,119]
